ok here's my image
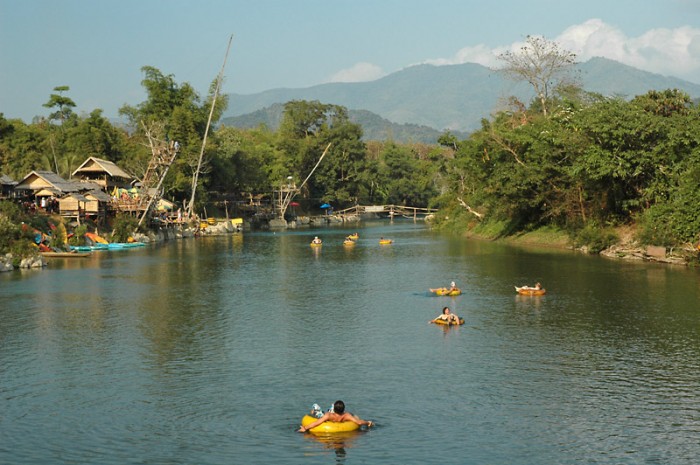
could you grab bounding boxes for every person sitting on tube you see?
[298,400,373,432]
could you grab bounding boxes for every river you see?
[1,221,699,464]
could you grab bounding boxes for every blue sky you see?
[1,0,700,122]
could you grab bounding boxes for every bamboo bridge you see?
[334,204,437,222]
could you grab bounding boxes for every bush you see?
[0,215,20,253]
[9,239,38,264]
[68,224,88,246]
[111,214,139,243]
[0,200,26,223]
[637,200,700,247]
[573,223,619,254]
[50,221,68,250]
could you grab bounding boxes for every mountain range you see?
[221,57,700,143]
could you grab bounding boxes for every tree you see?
[43,86,76,124]
[375,143,435,206]
[277,100,366,204]
[118,66,228,205]
[210,125,281,195]
[42,85,77,175]
[0,118,50,177]
[631,89,692,117]
[59,109,128,176]
[497,36,578,117]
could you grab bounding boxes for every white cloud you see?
[557,19,700,82]
[327,62,386,83]
[424,44,502,68]
[421,19,700,84]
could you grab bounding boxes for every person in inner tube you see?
[429,306,461,325]
[298,400,373,432]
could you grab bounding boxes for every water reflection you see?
[302,431,363,464]
[1,223,700,465]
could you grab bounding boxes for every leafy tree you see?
[42,85,78,175]
[59,109,129,177]
[278,100,366,205]
[631,89,692,117]
[118,66,228,206]
[572,97,664,222]
[376,143,435,206]
[43,85,76,124]
[209,125,281,195]
[0,118,50,177]
[312,117,367,204]
[111,213,140,242]
[437,131,459,150]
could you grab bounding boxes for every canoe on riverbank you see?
[69,242,145,252]
[40,251,91,258]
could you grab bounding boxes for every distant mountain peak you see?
[225,58,700,136]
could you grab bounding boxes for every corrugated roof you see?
[85,190,111,202]
[76,181,104,191]
[72,157,134,180]
[15,171,82,193]
[1,174,18,185]
[61,193,89,202]
[35,188,61,196]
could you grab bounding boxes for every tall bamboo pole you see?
[187,34,233,218]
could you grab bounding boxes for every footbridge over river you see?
[335,204,437,222]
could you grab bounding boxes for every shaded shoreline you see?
[462,225,697,267]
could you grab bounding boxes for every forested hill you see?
[220,103,468,143]
[223,57,700,135]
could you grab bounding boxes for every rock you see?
[645,245,666,259]
[0,254,13,272]
[19,255,46,269]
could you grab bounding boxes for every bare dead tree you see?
[496,35,577,117]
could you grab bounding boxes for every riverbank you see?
[462,224,699,267]
[0,220,241,273]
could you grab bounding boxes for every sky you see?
[1,0,700,122]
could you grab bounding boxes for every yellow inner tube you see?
[301,414,359,433]
[433,317,465,326]
[310,242,322,247]
[431,288,462,296]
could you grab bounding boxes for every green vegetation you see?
[111,213,140,243]
[221,103,468,144]
[2,46,700,262]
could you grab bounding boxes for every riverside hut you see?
[0,174,18,199]
[72,157,134,191]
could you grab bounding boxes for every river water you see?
[1,221,699,464]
